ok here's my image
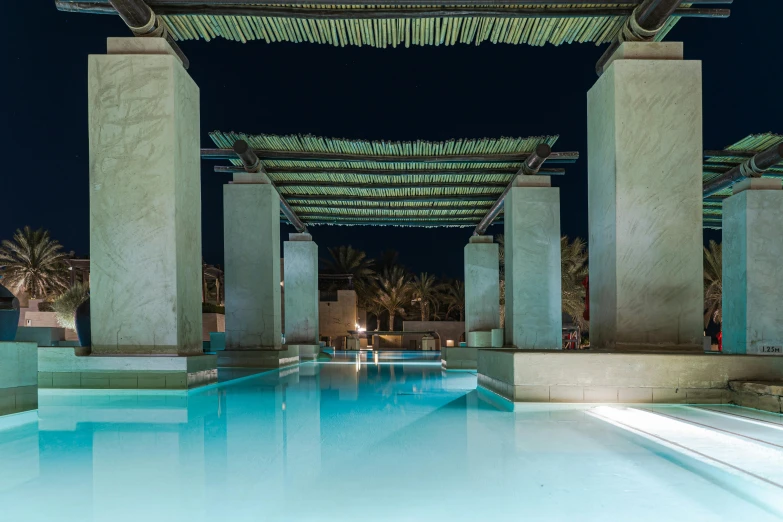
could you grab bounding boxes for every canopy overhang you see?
[207,132,578,228]
[56,0,730,49]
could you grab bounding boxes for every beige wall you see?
[22,312,78,341]
[202,313,225,342]
[319,290,357,347]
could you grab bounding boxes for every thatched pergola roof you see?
[56,1,729,49]
[207,132,578,227]
[703,133,783,230]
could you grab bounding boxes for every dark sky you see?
[1,2,780,279]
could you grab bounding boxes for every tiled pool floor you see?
[1,357,782,521]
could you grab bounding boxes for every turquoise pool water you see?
[1,354,783,521]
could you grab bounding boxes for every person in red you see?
[717,331,723,352]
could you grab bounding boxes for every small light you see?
[282,402,286,411]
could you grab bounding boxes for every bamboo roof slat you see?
[56,1,728,49]
[211,131,572,226]
[701,133,783,230]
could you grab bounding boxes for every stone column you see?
[223,181,283,353]
[504,175,562,349]
[284,233,320,360]
[88,38,202,356]
[587,42,703,351]
[723,179,783,355]
[464,235,500,346]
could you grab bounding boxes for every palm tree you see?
[561,236,589,329]
[373,265,412,331]
[444,280,465,322]
[52,282,89,330]
[411,272,438,321]
[323,245,376,288]
[704,240,722,327]
[0,227,69,299]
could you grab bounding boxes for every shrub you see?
[51,283,89,330]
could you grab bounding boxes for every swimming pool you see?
[1,355,782,521]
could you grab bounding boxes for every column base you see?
[0,385,37,416]
[37,349,217,390]
[218,347,300,368]
[441,346,502,370]
[597,343,704,353]
[1,342,38,415]
[478,349,783,405]
[729,381,783,414]
[287,344,321,361]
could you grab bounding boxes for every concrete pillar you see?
[587,42,703,351]
[723,179,783,355]
[464,235,500,345]
[88,38,202,355]
[504,175,562,349]
[224,182,282,351]
[284,233,320,360]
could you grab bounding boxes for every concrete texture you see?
[477,349,783,403]
[464,235,500,336]
[290,344,320,361]
[0,342,38,415]
[88,38,202,355]
[441,347,479,370]
[504,179,562,349]
[587,42,703,351]
[224,183,281,350]
[467,331,492,347]
[722,187,783,355]
[284,235,319,345]
[38,348,216,390]
[729,381,783,413]
[217,346,299,368]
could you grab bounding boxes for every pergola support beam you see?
[595,0,685,76]
[59,1,728,19]
[473,143,553,235]
[232,141,308,233]
[702,143,783,197]
[107,0,190,68]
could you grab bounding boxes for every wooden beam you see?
[232,140,308,233]
[105,0,190,68]
[596,0,689,76]
[59,0,733,6]
[214,165,567,176]
[702,143,783,197]
[705,150,759,159]
[296,212,486,219]
[286,194,499,203]
[284,219,499,227]
[275,181,508,189]
[473,143,551,235]
[61,1,730,19]
[202,148,579,164]
[288,203,492,211]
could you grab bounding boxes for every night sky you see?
[2,2,780,279]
